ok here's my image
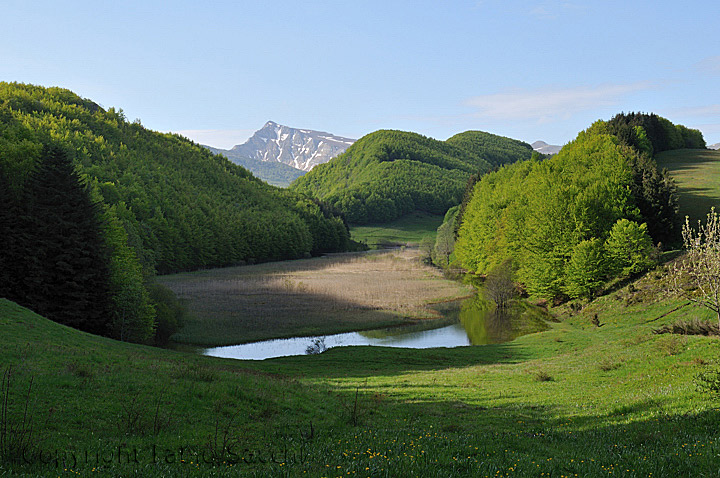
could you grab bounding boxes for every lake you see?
[203,297,551,360]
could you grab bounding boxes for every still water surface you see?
[204,297,549,361]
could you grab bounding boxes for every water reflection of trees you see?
[353,296,550,346]
[461,294,557,345]
[459,297,515,345]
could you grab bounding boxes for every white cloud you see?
[172,129,255,149]
[464,82,655,121]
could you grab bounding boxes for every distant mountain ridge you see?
[214,121,355,172]
[709,142,720,150]
[204,145,306,187]
[531,140,562,155]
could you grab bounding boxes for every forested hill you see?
[289,129,533,224]
[445,130,535,168]
[0,83,350,275]
[455,113,705,300]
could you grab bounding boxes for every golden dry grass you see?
[160,249,474,346]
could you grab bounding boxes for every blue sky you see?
[3,0,719,148]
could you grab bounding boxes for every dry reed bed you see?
[162,249,475,345]
[171,249,471,316]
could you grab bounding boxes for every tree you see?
[563,238,607,299]
[103,207,156,342]
[671,208,720,329]
[0,168,19,299]
[433,206,459,267]
[483,260,516,309]
[627,154,678,244]
[604,219,656,277]
[147,283,185,346]
[21,144,112,335]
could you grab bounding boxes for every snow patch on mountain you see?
[531,140,562,155]
[228,121,356,171]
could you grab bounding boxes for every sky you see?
[3,0,719,149]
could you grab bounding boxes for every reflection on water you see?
[204,296,550,360]
[459,296,548,345]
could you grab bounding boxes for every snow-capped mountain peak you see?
[229,121,355,171]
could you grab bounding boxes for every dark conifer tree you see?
[628,154,679,245]
[0,168,20,299]
[21,144,112,335]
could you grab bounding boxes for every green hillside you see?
[0,83,352,344]
[0,83,349,275]
[4,258,720,477]
[290,129,533,224]
[656,148,720,224]
[445,130,536,168]
[455,113,703,300]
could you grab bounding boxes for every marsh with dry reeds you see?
[159,249,475,346]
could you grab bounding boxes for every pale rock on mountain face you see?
[531,140,562,156]
[708,143,720,150]
[229,121,355,171]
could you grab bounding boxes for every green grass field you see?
[656,148,720,224]
[6,151,720,476]
[350,211,444,247]
[4,261,720,476]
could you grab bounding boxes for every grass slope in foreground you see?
[3,265,720,476]
[0,298,346,477]
[656,148,720,224]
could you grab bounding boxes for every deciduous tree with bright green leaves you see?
[604,219,656,278]
[563,238,608,299]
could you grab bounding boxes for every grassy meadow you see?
[6,147,720,476]
[656,148,720,224]
[350,211,444,248]
[160,249,474,346]
[4,251,720,476]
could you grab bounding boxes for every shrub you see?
[483,260,516,309]
[533,370,554,382]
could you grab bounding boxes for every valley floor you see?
[349,211,445,248]
[3,257,720,477]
